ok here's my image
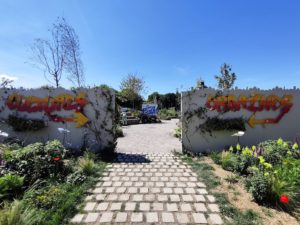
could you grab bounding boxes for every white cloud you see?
[0,73,18,81]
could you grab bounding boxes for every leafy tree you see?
[215,63,236,90]
[119,73,145,109]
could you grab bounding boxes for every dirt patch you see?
[203,157,299,225]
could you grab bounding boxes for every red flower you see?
[280,195,289,204]
[53,157,61,161]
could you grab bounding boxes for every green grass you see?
[180,154,262,225]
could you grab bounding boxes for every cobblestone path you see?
[71,153,223,224]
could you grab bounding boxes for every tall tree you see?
[31,20,66,88]
[215,63,236,90]
[59,18,85,87]
[120,73,145,109]
[30,17,84,88]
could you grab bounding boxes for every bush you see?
[247,172,271,203]
[234,154,258,175]
[66,170,87,185]
[0,173,24,200]
[158,107,178,120]
[269,158,300,212]
[220,151,237,171]
[115,126,124,138]
[0,200,40,225]
[78,153,96,175]
[6,140,70,185]
[23,184,68,210]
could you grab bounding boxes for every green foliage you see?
[115,125,124,138]
[6,140,70,185]
[174,127,181,139]
[7,115,45,132]
[0,173,24,200]
[78,153,96,175]
[147,92,180,110]
[234,154,258,175]
[247,172,271,203]
[201,117,246,132]
[215,63,237,90]
[210,152,222,164]
[269,158,300,212]
[66,170,86,185]
[119,73,145,109]
[22,159,107,225]
[158,107,178,120]
[181,154,262,225]
[0,200,40,225]
[225,174,239,184]
[220,151,237,171]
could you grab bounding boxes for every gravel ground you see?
[116,119,182,153]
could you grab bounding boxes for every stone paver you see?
[73,152,223,224]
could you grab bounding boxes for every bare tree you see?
[31,22,65,88]
[30,17,84,88]
[215,63,237,90]
[58,18,85,87]
[0,76,14,88]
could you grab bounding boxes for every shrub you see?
[220,151,237,171]
[158,107,178,120]
[78,153,96,175]
[115,126,124,138]
[174,127,181,139]
[23,184,67,209]
[210,152,222,164]
[234,154,258,175]
[66,170,87,185]
[0,173,24,200]
[6,140,70,185]
[269,158,300,212]
[247,172,271,203]
[0,200,40,225]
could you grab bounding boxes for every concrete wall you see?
[0,87,115,151]
[181,88,300,153]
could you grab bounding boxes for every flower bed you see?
[211,138,300,217]
[0,140,108,225]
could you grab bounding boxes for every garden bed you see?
[209,138,300,223]
[204,157,299,225]
[0,140,109,225]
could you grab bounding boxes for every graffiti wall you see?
[181,88,300,153]
[0,87,115,151]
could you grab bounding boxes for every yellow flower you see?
[263,162,273,169]
[287,150,292,155]
[252,145,256,151]
[258,156,265,164]
[264,172,269,177]
[229,146,234,152]
[236,144,241,151]
[277,138,284,146]
[292,143,298,150]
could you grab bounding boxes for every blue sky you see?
[1,0,300,96]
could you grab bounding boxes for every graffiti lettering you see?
[205,94,293,127]
[6,92,89,127]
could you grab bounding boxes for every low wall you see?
[0,87,115,151]
[181,88,300,153]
